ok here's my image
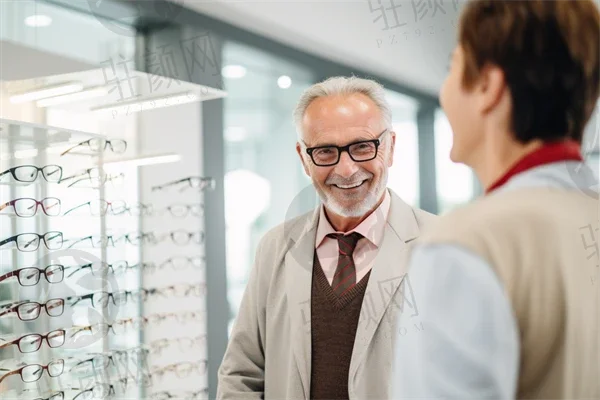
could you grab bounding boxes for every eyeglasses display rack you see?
[0,118,146,400]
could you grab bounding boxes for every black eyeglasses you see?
[0,299,65,321]
[0,231,64,252]
[0,329,66,353]
[151,176,215,192]
[0,165,63,183]
[0,197,61,217]
[61,138,127,156]
[0,264,64,286]
[304,129,389,166]
[0,359,64,384]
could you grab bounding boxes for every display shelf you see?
[0,118,143,400]
[1,66,226,128]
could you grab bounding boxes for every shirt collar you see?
[315,189,391,248]
[486,139,583,194]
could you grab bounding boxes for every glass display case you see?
[1,39,223,399]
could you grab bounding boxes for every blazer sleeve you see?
[217,234,269,399]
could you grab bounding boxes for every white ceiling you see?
[177,0,462,98]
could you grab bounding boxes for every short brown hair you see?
[459,0,600,144]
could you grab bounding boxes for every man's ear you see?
[477,64,506,115]
[296,142,311,177]
[387,131,396,167]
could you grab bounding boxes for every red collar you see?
[486,140,583,194]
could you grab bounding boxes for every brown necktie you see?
[326,232,363,296]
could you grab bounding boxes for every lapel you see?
[282,190,423,396]
[283,206,320,398]
[349,190,422,379]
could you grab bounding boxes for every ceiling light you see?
[37,87,108,107]
[222,65,247,79]
[24,15,52,27]
[92,92,199,116]
[10,83,84,104]
[278,75,292,89]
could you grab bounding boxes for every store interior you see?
[0,1,598,400]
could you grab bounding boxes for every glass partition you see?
[222,41,316,334]
[434,108,475,214]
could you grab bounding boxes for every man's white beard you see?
[315,167,389,218]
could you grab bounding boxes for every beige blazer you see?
[217,189,437,400]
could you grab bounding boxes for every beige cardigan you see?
[217,190,437,400]
[417,186,599,398]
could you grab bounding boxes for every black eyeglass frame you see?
[304,129,389,167]
[0,165,63,183]
[0,231,64,252]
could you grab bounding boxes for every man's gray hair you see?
[293,76,393,141]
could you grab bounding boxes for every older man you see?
[217,76,436,400]
[392,1,599,399]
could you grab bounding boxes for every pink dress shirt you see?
[315,190,391,285]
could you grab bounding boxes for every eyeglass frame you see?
[63,199,128,216]
[150,334,207,354]
[0,165,63,183]
[157,256,205,271]
[59,168,123,188]
[0,264,64,286]
[0,197,61,217]
[72,383,116,400]
[67,234,115,249]
[166,230,205,245]
[303,129,389,167]
[0,329,66,353]
[0,359,65,384]
[149,389,208,400]
[163,204,204,218]
[65,260,136,278]
[61,138,127,156]
[151,176,215,192]
[0,298,65,321]
[0,231,64,252]
[32,390,65,400]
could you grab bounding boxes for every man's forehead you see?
[303,127,384,146]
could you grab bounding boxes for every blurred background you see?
[0,1,598,399]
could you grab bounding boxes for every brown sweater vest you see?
[310,251,371,400]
